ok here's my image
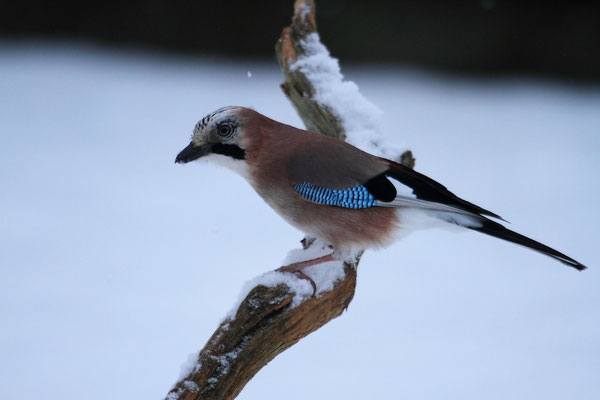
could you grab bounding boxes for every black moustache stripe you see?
[211,143,246,160]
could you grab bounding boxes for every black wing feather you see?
[368,159,504,220]
[363,173,397,202]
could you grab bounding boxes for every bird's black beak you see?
[175,142,212,164]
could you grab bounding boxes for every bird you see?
[175,106,587,283]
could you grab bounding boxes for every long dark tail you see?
[469,218,586,271]
[379,159,586,270]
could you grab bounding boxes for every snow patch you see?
[283,239,346,295]
[165,390,182,400]
[281,238,332,264]
[178,352,202,380]
[182,381,199,392]
[303,260,346,295]
[224,270,312,320]
[299,2,312,19]
[291,32,405,160]
[225,240,346,319]
[209,335,248,374]
[165,381,199,400]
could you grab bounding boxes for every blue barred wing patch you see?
[293,182,377,209]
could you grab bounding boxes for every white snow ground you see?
[1,43,599,400]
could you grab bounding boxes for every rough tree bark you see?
[164,1,413,399]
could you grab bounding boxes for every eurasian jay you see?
[175,106,586,279]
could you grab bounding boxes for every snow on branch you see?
[276,0,415,166]
[164,1,414,399]
[164,240,357,400]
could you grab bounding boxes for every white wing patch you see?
[376,175,484,228]
[389,178,417,198]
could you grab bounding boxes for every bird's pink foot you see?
[276,254,336,296]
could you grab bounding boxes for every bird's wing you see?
[286,144,586,270]
[285,137,388,190]
[373,159,504,219]
[285,136,393,209]
[286,141,501,218]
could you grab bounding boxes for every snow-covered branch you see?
[276,0,415,166]
[164,1,414,398]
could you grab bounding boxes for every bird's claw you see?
[276,253,336,297]
[276,264,317,297]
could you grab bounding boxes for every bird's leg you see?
[276,253,336,296]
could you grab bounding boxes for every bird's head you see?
[175,106,250,165]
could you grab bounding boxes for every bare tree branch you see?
[164,1,413,399]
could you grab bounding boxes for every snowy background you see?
[1,43,599,399]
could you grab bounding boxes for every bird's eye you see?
[217,123,234,137]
